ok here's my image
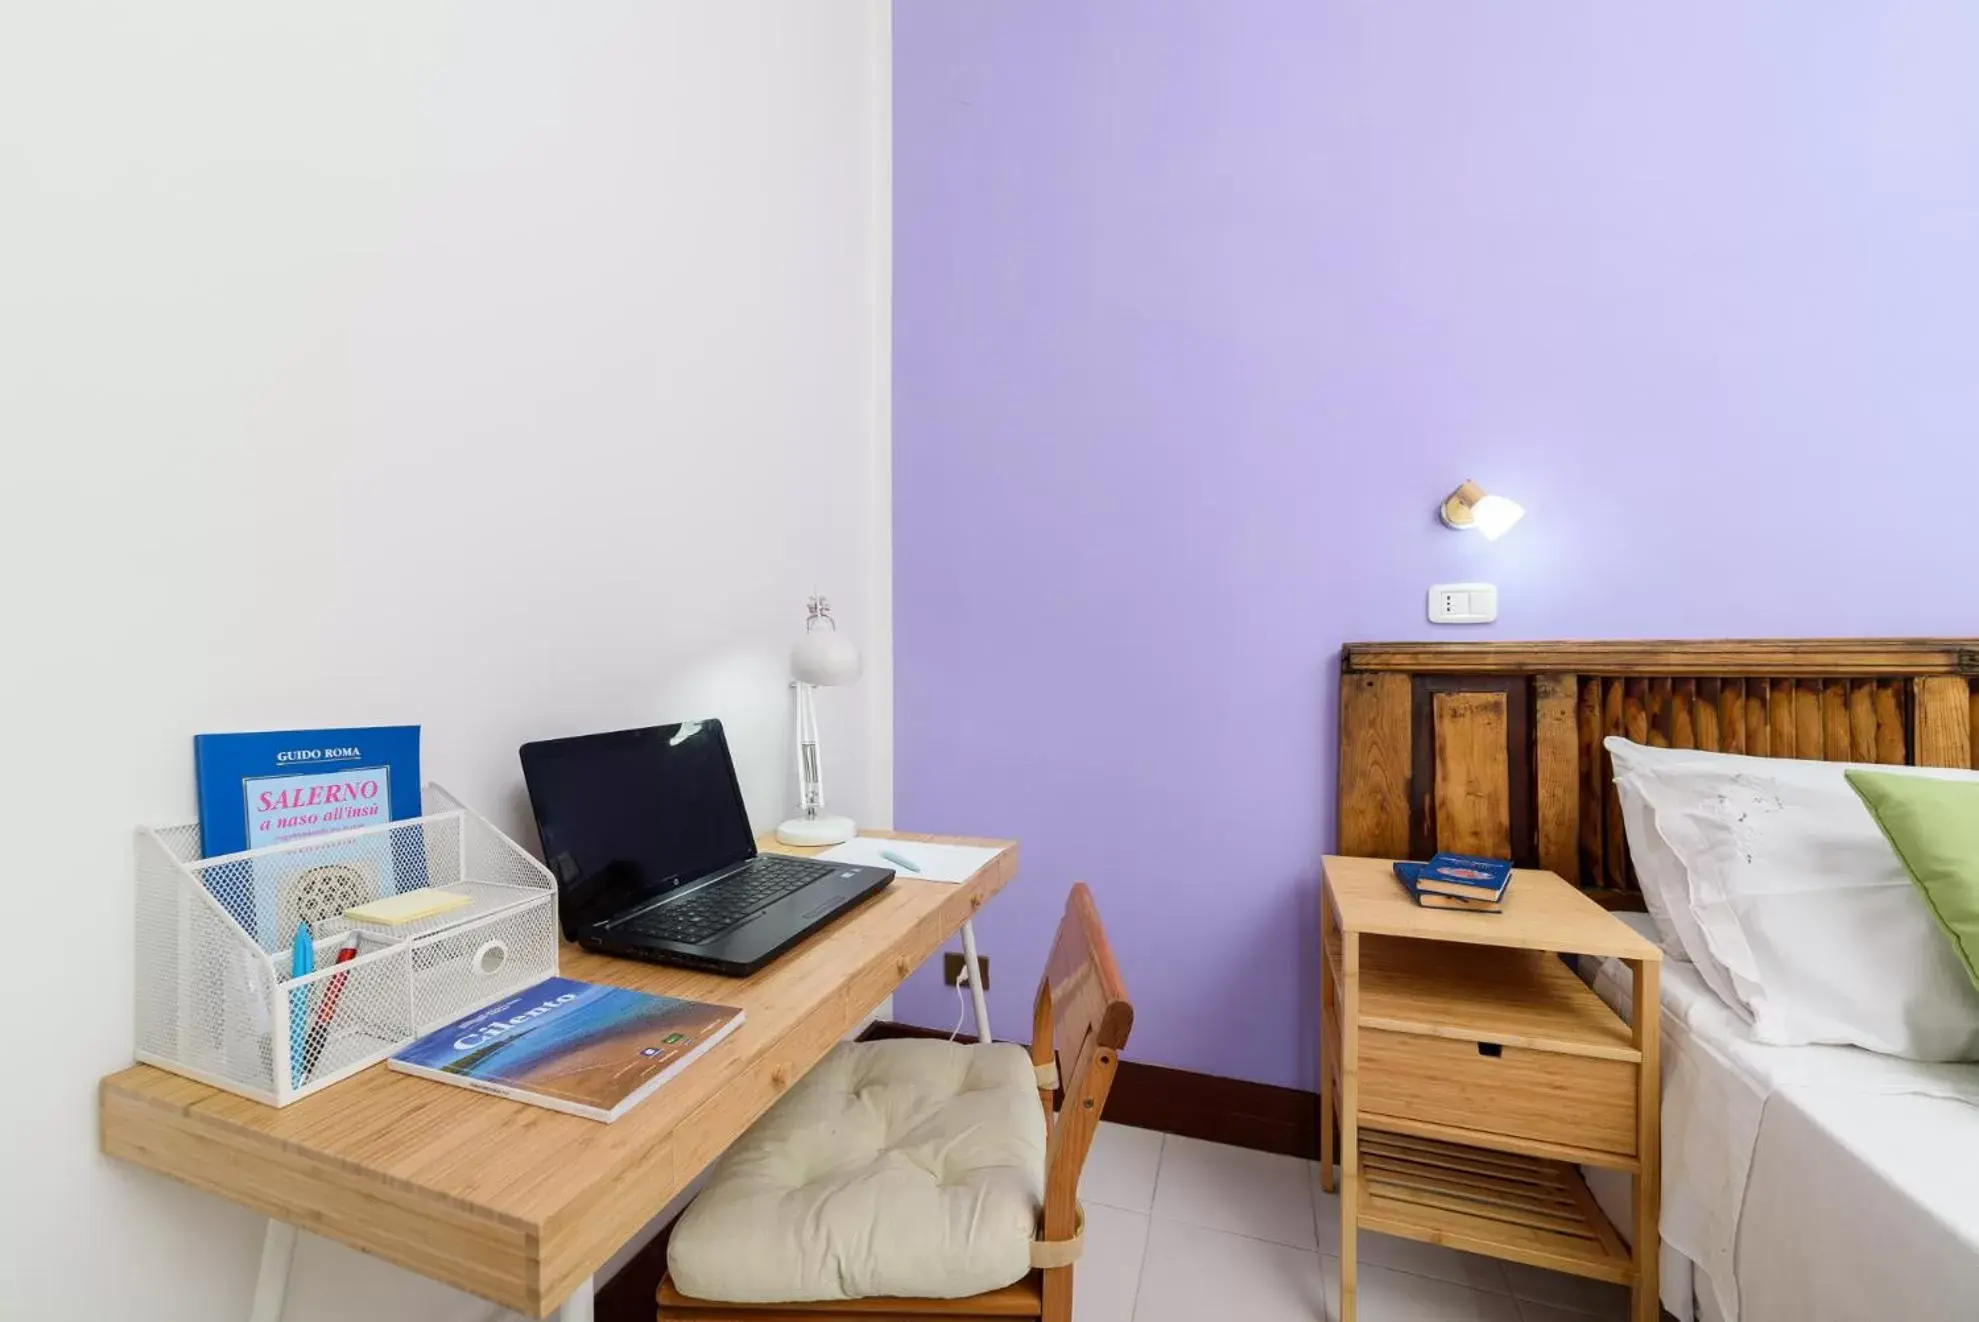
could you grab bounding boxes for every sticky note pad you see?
[343,889,472,926]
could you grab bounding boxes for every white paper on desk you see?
[818,837,1003,884]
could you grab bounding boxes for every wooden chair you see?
[657,883,1133,1322]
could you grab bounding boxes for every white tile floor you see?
[1077,1124,1632,1322]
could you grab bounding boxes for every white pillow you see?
[1607,741,1747,1018]
[1605,738,1979,1060]
[1612,774,1687,957]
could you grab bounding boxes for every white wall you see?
[0,3,890,1318]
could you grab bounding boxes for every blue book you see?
[194,726,423,938]
[1393,860,1502,911]
[389,977,745,1122]
[1417,852,1515,902]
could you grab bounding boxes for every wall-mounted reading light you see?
[1439,480,1525,541]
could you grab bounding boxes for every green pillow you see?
[1847,770,1979,993]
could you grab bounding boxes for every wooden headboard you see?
[1337,639,1979,907]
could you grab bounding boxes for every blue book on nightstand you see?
[194,726,423,938]
[1416,852,1514,902]
[1393,860,1504,912]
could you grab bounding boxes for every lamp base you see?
[776,814,857,847]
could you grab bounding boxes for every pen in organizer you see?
[301,934,360,1082]
[879,848,923,874]
[288,920,314,1090]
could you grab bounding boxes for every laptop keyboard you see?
[621,856,837,946]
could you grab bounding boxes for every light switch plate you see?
[1429,582,1498,624]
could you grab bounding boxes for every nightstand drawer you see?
[1356,1028,1637,1158]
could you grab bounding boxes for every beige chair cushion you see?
[667,1038,1046,1302]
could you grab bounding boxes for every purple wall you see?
[891,3,1979,1089]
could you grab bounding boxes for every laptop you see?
[519,719,894,976]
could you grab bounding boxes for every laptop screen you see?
[519,720,756,936]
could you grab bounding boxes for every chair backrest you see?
[1029,883,1132,1248]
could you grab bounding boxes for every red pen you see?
[301,935,361,1080]
[316,935,360,1025]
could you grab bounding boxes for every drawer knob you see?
[1476,1042,1504,1058]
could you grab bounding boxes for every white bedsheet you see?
[1741,1088,1979,1321]
[1585,939,1979,1322]
[1579,949,1719,1319]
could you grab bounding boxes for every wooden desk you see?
[100,832,1016,1320]
[1319,857,1661,1322]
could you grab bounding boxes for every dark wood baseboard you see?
[857,1020,1320,1160]
[599,1022,1318,1320]
[1107,1056,1320,1161]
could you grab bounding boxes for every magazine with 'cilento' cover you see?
[389,977,744,1122]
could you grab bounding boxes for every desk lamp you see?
[776,595,862,846]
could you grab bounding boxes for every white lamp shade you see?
[1470,493,1526,541]
[791,629,861,686]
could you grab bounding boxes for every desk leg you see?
[556,1275,595,1322]
[248,1220,297,1322]
[960,918,993,1043]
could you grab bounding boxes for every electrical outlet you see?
[943,952,989,991]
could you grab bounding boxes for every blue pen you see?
[879,849,923,874]
[289,920,314,1090]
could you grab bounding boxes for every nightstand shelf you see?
[1320,856,1662,1322]
[1354,936,1638,1061]
[1357,1129,1632,1284]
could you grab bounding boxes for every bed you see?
[1336,639,1979,1321]
[1581,915,1979,1321]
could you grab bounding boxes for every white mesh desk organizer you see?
[135,784,559,1105]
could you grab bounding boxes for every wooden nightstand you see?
[1319,856,1662,1322]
